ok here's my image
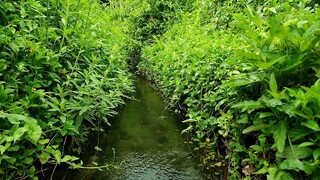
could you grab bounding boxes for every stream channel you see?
[56,76,205,180]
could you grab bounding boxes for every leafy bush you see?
[138,0,320,179]
[0,0,133,179]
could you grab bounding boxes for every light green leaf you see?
[46,146,61,164]
[302,86,320,101]
[269,7,277,14]
[269,73,278,93]
[222,78,252,87]
[259,112,275,119]
[232,101,265,112]
[274,121,287,153]
[242,124,271,134]
[61,18,67,27]
[6,114,36,124]
[301,119,320,131]
[39,152,50,164]
[279,159,305,171]
[298,142,314,147]
[61,155,79,163]
[60,116,66,123]
[0,143,11,155]
[38,139,49,145]
[302,21,320,40]
[13,126,27,142]
[27,124,42,145]
[6,114,26,124]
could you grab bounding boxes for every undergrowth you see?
[136,0,320,179]
[0,0,133,179]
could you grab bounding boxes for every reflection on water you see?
[55,76,205,180]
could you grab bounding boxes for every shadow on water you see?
[54,76,206,180]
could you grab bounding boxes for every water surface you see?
[57,77,205,180]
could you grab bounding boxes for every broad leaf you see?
[39,152,50,164]
[279,159,305,172]
[27,124,42,145]
[13,126,27,142]
[276,145,312,159]
[274,121,287,153]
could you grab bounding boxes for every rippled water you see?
[55,76,205,180]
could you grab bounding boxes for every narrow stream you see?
[56,76,205,180]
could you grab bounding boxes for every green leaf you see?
[269,73,278,93]
[8,145,19,151]
[6,114,26,125]
[23,157,34,164]
[60,116,66,123]
[6,114,36,124]
[302,20,320,40]
[222,78,252,87]
[277,171,295,180]
[242,123,271,134]
[279,159,305,172]
[290,126,313,142]
[276,145,312,159]
[61,18,67,27]
[269,7,277,14]
[298,142,314,147]
[302,86,320,101]
[267,167,294,180]
[313,148,320,160]
[38,139,49,145]
[13,126,27,142]
[301,119,320,131]
[46,147,61,164]
[0,143,11,155]
[27,124,42,145]
[39,152,50,164]
[94,146,102,152]
[61,155,79,163]
[259,112,274,119]
[79,106,90,116]
[232,101,265,112]
[274,121,287,153]
[24,149,35,156]
[1,155,16,165]
[280,54,307,72]
[256,56,286,69]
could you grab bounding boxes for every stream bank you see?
[54,76,206,180]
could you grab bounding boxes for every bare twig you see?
[50,164,58,180]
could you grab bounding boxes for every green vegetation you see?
[136,0,320,179]
[1,0,320,179]
[0,0,133,179]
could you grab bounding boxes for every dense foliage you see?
[0,0,133,179]
[136,0,320,179]
[2,0,320,179]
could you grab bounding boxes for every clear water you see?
[55,77,205,180]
